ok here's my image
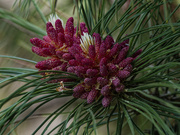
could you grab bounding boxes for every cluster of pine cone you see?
[30,17,142,107]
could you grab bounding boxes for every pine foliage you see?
[0,0,180,134]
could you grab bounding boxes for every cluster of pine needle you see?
[0,0,179,134]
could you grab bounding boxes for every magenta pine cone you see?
[101,85,111,96]
[102,96,112,107]
[84,77,97,85]
[80,91,90,99]
[117,70,130,79]
[107,63,118,73]
[73,92,83,98]
[86,69,99,77]
[32,46,52,57]
[132,49,142,58]
[35,58,62,70]
[108,43,121,59]
[67,66,76,73]
[62,53,73,61]
[73,84,85,93]
[114,46,129,64]
[104,35,114,49]
[124,64,133,72]
[87,88,99,104]
[112,77,121,87]
[88,45,96,59]
[115,84,125,93]
[118,57,134,68]
[97,77,109,87]
[30,17,142,107]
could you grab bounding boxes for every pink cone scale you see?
[30,17,142,107]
